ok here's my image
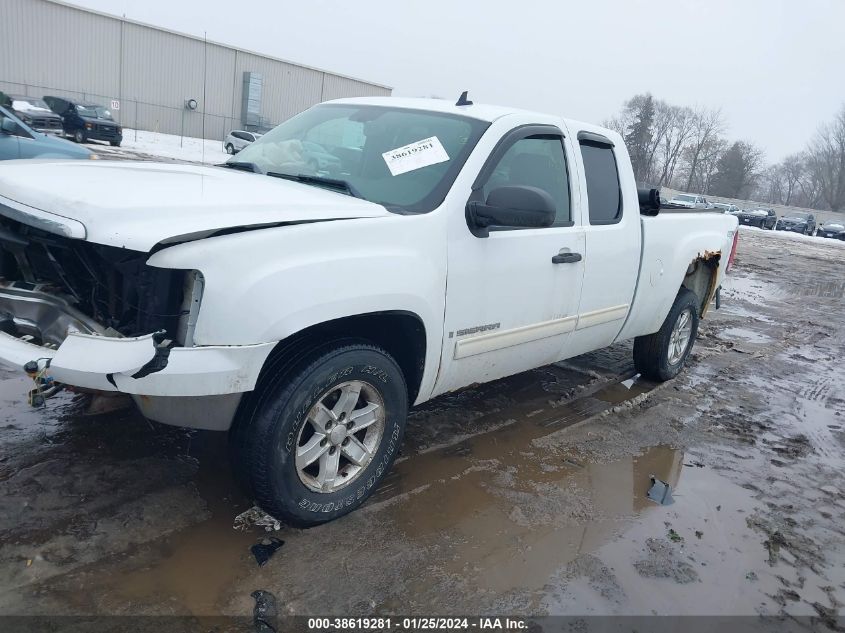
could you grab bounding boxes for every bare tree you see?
[655,105,694,187]
[683,106,725,192]
[756,164,785,204]
[678,135,727,193]
[805,106,845,212]
[780,153,805,205]
[605,94,842,212]
[603,114,628,137]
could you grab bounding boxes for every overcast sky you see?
[64,0,844,162]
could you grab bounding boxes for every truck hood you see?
[0,161,390,251]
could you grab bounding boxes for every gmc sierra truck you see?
[0,97,739,525]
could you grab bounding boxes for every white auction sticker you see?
[382,136,450,176]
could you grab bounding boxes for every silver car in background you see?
[712,202,741,214]
[669,194,711,209]
[224,130,262,154]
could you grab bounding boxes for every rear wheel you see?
[110,140,120,147]
[633,288,700,382]
[231,339,408,527]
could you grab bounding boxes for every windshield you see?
[823,223,844,229]
[674,195,697,202]
[783,213,809,220]
[230,104,489,213]
[76,105,114,120]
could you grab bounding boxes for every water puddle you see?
[719,326,772,345]
[720,303,774,323]
[47,373,666,615]
[721,274,779,306]
[373,445,687,604]
[376,375,659,506]
[100,433,256,614]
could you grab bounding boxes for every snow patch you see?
[96,128,229,165]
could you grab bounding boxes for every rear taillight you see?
[726,231,739,272]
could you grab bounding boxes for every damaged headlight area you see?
[0,216,202,349]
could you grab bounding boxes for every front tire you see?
[633,288,700,382]
[73,130,86,144]
[232,340,408,527]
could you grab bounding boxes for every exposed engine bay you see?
[0,216,194,348]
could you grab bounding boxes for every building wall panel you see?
[1,0,121,99]
[0,0,391,139]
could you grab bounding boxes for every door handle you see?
[552,252,582,264]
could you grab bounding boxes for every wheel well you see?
[681,252,721,317]
[264,311,427,403]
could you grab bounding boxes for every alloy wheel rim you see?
[667,308,693,365]
[295,380,385,493]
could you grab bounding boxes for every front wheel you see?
[633,288,700,382]
[73,130,86,144]
[232,340,408,527]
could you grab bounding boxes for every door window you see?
[580,140,622,225]
[480,136,571,226]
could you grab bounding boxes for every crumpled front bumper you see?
[0,331,275,431]
[0,330,274,396]
[0,281,276,430]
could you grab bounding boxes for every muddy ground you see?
[1,228,844,629]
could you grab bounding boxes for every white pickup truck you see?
[0,97,738,525]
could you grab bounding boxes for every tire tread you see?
[232,337,406,527]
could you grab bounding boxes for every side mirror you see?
[1,117,18,135]
[467,186,555,237]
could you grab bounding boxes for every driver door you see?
[434,125,586,395]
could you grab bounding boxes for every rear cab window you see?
[578,135,622,225]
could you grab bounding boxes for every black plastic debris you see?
[646,475,674,505]
[251,537,284,567]
[251,590,278,633]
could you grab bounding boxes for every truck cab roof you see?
[327,96,602,133]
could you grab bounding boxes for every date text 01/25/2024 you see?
[306,617,528,630]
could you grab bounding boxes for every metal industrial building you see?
[0,0,391,140]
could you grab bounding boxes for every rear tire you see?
[633,288,700,382]
[110,140,120,147]
[231,339,408,527]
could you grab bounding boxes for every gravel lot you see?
[1,226,844,628]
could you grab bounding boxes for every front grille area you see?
[30,117,63,132]
[0,217,186,343]
[94,124,119,138]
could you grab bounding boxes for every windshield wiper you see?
[218,161,260,173]
[267,172,362,199]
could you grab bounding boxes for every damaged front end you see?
[0,216,196,347]
[0,215,273,431]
